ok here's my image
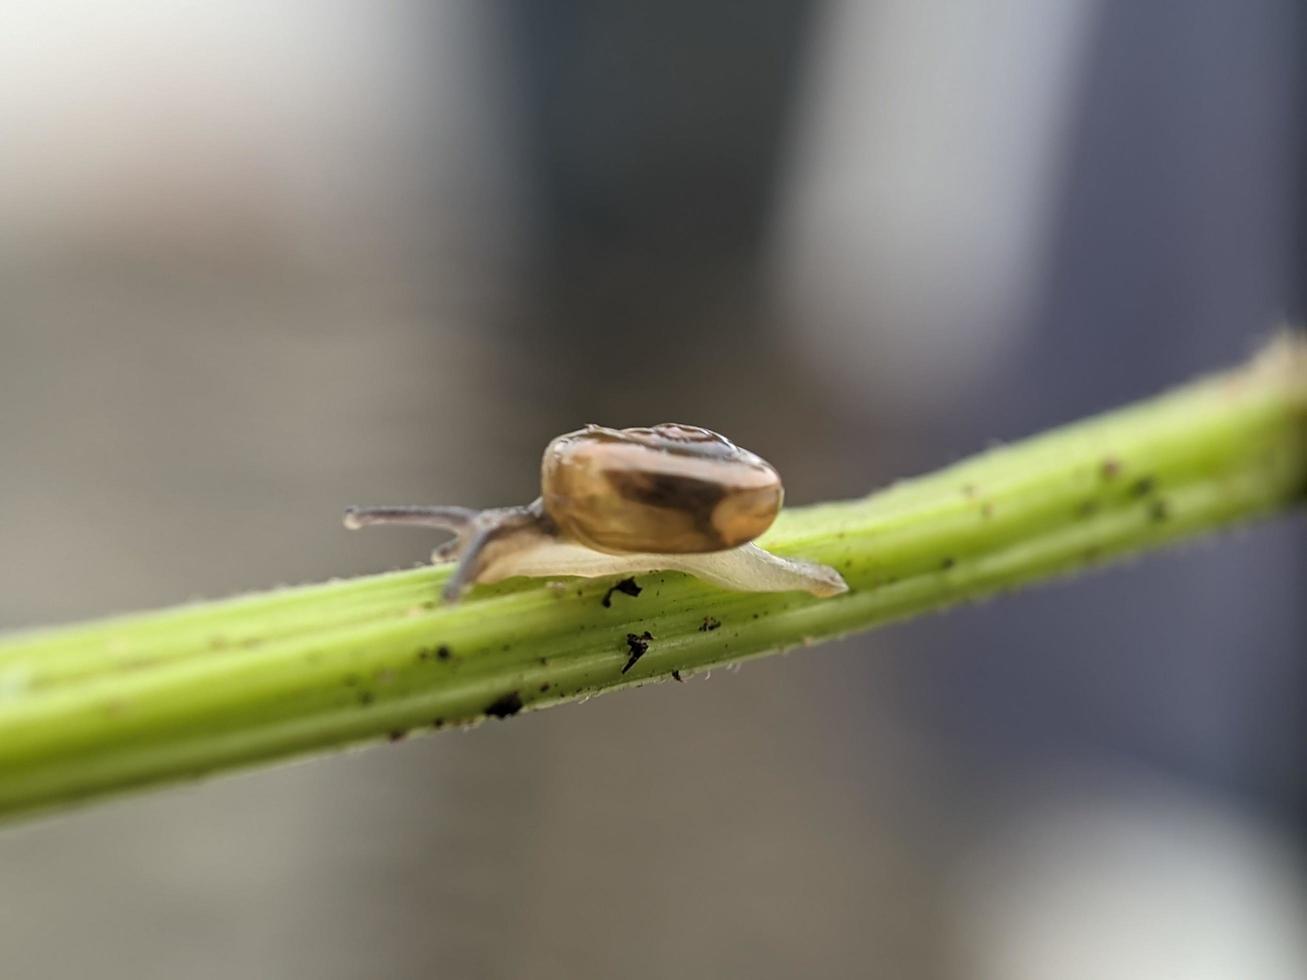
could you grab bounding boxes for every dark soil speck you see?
[602,577,643,607]
[485,692,524,719]
[622,631,653,674]
[1130,476,1156,497]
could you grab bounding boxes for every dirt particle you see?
[980,502,994,518]
[1101,457,1122,480]
[1148,499,1170,523]
[962,483,978,498]
[699,616,722,632]
[1078,499,1099,517]
[940,557,957,571]
[1130,476,1156,497]
[602,577,643,608]
[622,631,654,674]
[357,690,375,706]
[388,730,407,743]
[538,683,551,693]
[672,670,684,682]
[432,717,445,729]
[485,691,524,719]
[436,645,452,661]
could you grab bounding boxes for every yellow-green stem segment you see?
[1,336,1304,822]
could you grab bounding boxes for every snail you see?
[344,423,847,603]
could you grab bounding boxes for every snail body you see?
[345,423,845,602]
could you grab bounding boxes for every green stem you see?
[1,336,1304,822]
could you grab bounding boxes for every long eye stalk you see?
[344,502,552,603]
[342,506,477,531]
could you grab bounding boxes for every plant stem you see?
[1,336,1303,822]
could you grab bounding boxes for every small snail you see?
[345,423,847,603]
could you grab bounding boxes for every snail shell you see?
[541,423,783,555]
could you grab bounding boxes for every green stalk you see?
[1,336,1304,822]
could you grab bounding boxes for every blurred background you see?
[1,2,1304,977]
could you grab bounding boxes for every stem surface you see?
[1,337,1304,821]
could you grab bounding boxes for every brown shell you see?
[540,423,783,555]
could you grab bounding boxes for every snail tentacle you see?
[343,505,478,531]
